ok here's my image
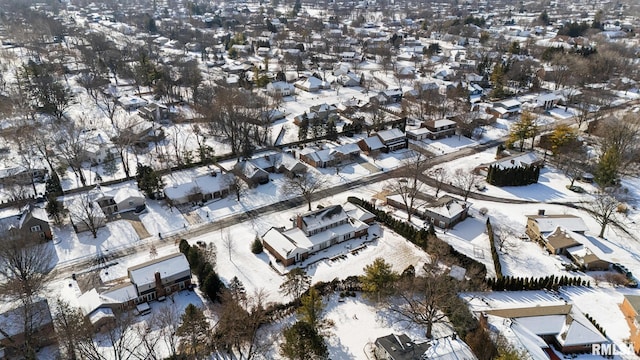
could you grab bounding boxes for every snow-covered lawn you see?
[53,219,140,265]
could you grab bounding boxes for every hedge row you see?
[486,275,589,291]
[486,219,503,279]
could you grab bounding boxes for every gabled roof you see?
[544,227,582,251]
[0,299,52,341]
[526,214,589,233]
[376,128,406,142]
[361,136,385,151]
[128,253,190,287]
[375,333,431,360]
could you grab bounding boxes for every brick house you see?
[262,204,371,266]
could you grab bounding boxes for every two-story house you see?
[0,204,52,242]
[266,81,295,97]
[375,128,407,152]
[422,119,457,139]
[262,204,371,266]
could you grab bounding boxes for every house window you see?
[30,225,41,232]
[128,201,134,206]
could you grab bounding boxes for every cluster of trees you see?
[486,275,588,291]
[179,239,224,302]
[486,164,541,187]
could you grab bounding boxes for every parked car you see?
[566,185,586,193]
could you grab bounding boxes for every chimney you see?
[538,209,545,216]
[296,214,303,229]
[154,271,166,298]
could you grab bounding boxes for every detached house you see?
[0,204,52,242]
[422,119,457,139]
[0,299,56,358]
[233,159,270,187]
[491,99,521,118]
[164,172,232,205]
[128,253,192,302]
[0,166,47,186]
[138,103,170,122]
[77,253,192,330]
[386,194,470,229]
[91,185,146,215]
[375,128,407,152]
[299,143,360,168]
[294,76,330,92]
[266,81,295,97]
[262,204,371,266]
[525,211,588,244]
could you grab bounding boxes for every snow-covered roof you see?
[509,322,552,360]
[431,119,457,128]
[555,309,608,347]
[526,214,589,233]
[376,128,406,142]
[495,99,521,109]
[0,299,52,341]
[492,152,542,170]
[343,202,376,223]
[301,205,349,234]
[513,315,567,335]
[128,253,190,288]
[421,337,478,360]
[88,307,115,326]
[361,136,385,151]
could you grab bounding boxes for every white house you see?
[294,76,330,92]
[266,81,295,97]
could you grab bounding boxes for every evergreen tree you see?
[45,171,63,197]
[251,236,264,254]
[360,258,399,302]
[298,117,309,140]
[326,119,338,141]
[176,304,211,359]
[136,164,164,199]
[297,287,325,330]
[280,321,328,360]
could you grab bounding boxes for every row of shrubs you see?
[486,164,541,187]
[179,239,225,302]
[486,275,589,291]
[584,313,607,337]
[486,219,503,278]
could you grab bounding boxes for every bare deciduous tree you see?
[453,168,479,202]
[282,172,327,211]
[587,189,625,238]
[391,272,457,339]
[386,153,431,222]
[69,193,105,239]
